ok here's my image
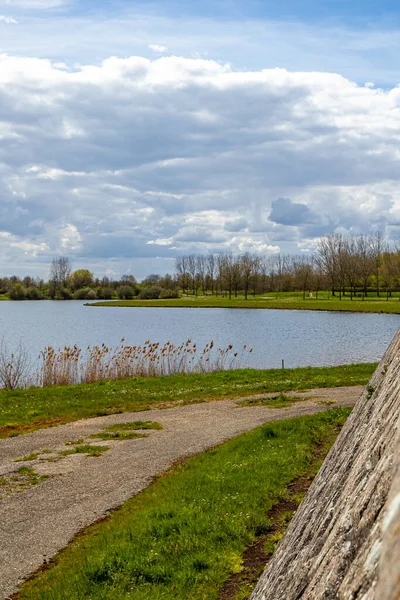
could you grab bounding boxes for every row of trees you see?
[2,258,179,301]
[174,233,400,299]
[3,232,400,301]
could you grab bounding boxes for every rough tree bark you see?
[251,330,400,600]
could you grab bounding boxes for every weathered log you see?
[251,331,400,600]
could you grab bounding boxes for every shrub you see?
[138,286,162,300]
[102,287,114,299]
[9,284,27,300]
[117,285,134,300]
[159,288,179,299]
[73,287,92,300]
[87,289,97,300]
[96,287,114,300]
[0,339,30,389]
[25,287,44,300]
[59,287,73,300]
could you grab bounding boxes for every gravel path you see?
[0,386,362,599]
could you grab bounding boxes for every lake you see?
[0,301,398,370]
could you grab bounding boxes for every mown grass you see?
[0,364,374,438]
[18,408,349,600]
[90,291,400,314]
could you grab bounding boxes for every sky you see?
[1,1,400,279]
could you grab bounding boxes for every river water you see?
[0,301,398,369]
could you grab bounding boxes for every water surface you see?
[0,302,398,369]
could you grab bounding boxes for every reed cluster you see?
[37,339,252,387]
[0,339,253,389]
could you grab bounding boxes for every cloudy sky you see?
[1,1,400,279]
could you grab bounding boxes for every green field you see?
[18,408,349,600]
[0,364,374,438]
[89,291,400,314]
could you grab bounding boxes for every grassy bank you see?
[18,408,349,600]
[89,292,400,314]
[0,364,374,438]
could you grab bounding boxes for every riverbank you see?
[89,293,400,314]
[0,364,374,438]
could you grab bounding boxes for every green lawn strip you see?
[237,393,305,408]
[18,408,349,600]
[89,294,400,314]
[59,445,109,457]
[0,364,374,438]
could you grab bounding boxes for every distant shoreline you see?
[86,297,400,315]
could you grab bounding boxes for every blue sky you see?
[0,0,400,278]
[1,0,400,86]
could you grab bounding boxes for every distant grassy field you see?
[0,364,374,438]
[90,291,400,314]
[18,408,349,600]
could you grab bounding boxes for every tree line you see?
[175,233,400,299]
[1,258,179,301]
[3,232,400,300]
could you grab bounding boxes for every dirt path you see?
[0,386,362,599]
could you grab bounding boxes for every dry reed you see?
[34,339,253,388]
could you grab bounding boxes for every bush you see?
[9,284,27,300]
[102,287,114,299]
[117,285,134,300]
[96,287,114,300]
[59,287,73,300]
[87,289,97,300]
[25,287,44,300]
[73,287,92,300]
[138,286,162,300]
[159,288,179,299]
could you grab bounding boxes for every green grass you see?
[90,291,400,314]
[90,431,149,441]
[90,421,163,441]
[103,421,163,431]
[59,445,109,457]
[237,393,304,408]
[0,466,48,498]
[14,452,40,462]
[0,364,374,438]
[18,408,349,600]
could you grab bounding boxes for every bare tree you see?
[196,255,207,294]
[175,256,189,296]
[187,254,198,295]
[206,254,216,295]
[356,235,374,297]
[293,255,313,299]
[48,256,72,299]
[316,234,341,296]
[371,231,384,296]
[240,252,254,300]
[49,256,72,295]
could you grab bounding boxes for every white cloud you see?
[149,44,168,54]
[59,224,82,252]
[0,53,400,276]
[0,15,17,23]
[147,238,173,246]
